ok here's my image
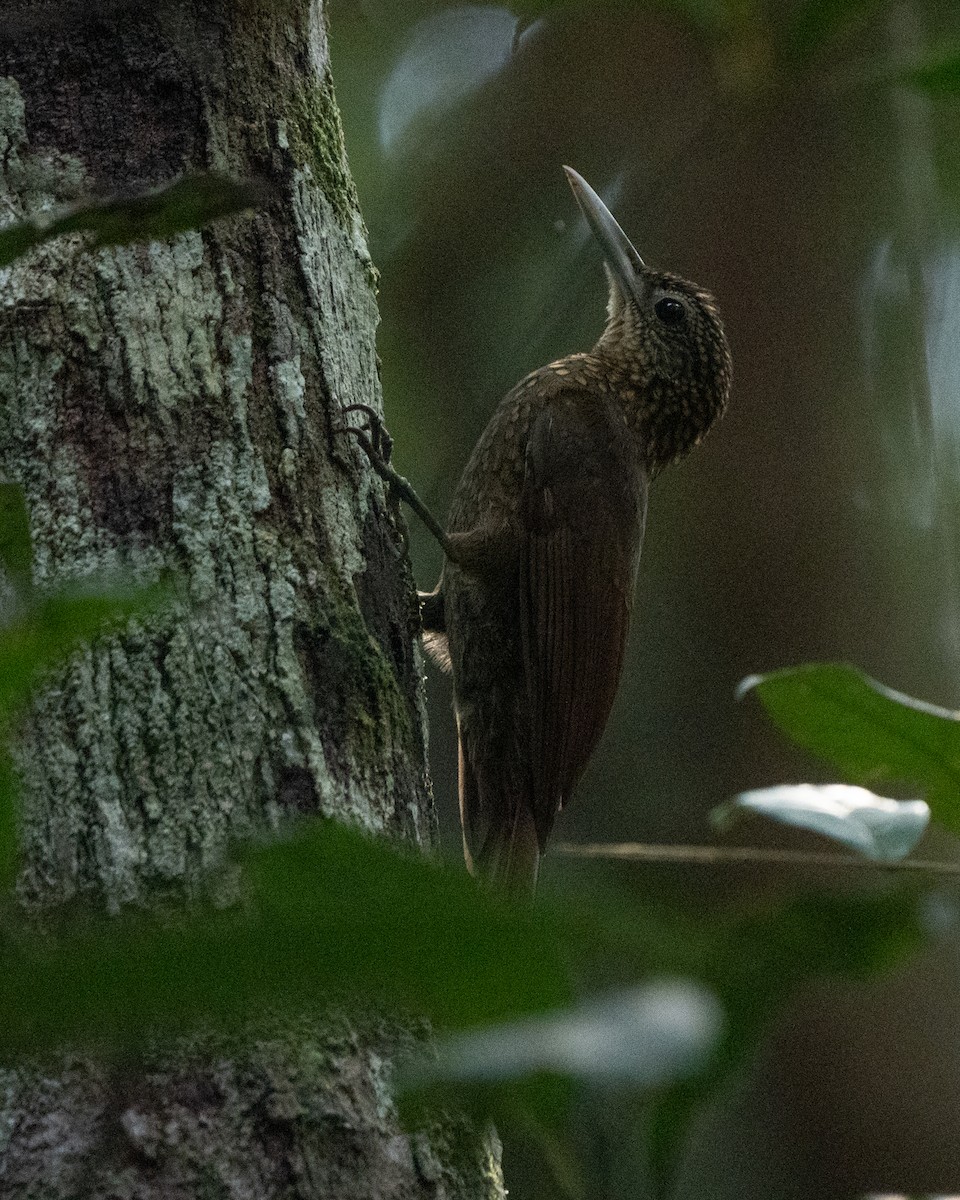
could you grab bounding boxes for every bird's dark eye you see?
[655,297,686,325]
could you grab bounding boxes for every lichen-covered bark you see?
[0,3,502,1196]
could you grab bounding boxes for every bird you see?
[347,166,731,894]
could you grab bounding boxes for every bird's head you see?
[564,166,731,469]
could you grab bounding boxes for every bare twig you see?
[553,842,960,875]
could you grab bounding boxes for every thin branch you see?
[553,842,960,875]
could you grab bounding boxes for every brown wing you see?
[519,393,647,847]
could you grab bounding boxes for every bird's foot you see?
[341,403,396,481]
[339,404,459,563]
[340,404,410,552]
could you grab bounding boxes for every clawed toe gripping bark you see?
[340,404,461,563]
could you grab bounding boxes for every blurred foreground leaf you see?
[0,810,927,1199]
[0,173,268,268]
[0,580,169,725]
[0,579,169,886]
[0,819,572,1055]
[716,783,930,861]
[403,977,722,1187]
[0,484,171,888]
[416,981,721,1086]
[741,664,960,832]
[0,812,924,1058]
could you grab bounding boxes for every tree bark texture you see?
[0,3,503,1196]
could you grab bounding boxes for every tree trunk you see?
[0,3,503,1195]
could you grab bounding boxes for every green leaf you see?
[0,577,170,892]
[0,818,572,1055]
[0,484,33,595]
[715,783,930,861]
[0,813,922,1060]
[0,809,926,1200]
[740,663,960,833]
[0,580,170,724]
[416,981,721,1086]
[0,173,269,268]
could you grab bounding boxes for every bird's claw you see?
[338,403,454,563]
[338,405,410,552]
[341,403,394,468]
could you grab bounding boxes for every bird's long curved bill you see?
[563,166,645,299]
